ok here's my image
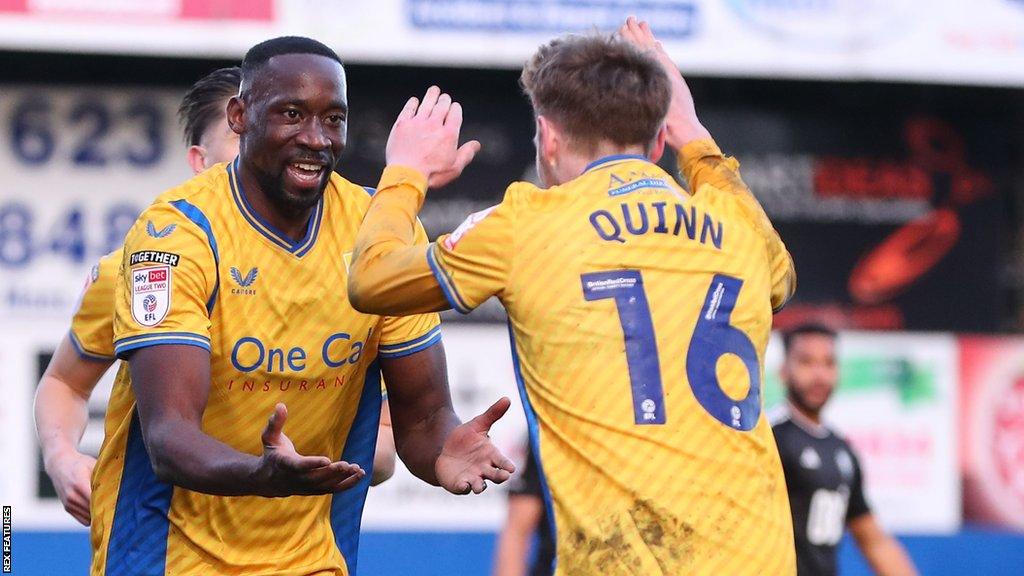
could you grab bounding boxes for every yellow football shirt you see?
[69,249,121,361]
[68,180,227,362]
[90,160,440,576]
[351,139,797,575]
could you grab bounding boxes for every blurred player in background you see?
[90,37,512,576]
[33,61,397,530]
[348,17,797,574]
[492,441,555,576]
[772,323,918,576]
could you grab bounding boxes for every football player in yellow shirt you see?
[348,18,797,575]
[35,65,403,531]
[89,37,513,576]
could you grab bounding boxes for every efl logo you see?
[131,265,171,327]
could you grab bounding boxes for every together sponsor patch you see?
[130,250,180,267]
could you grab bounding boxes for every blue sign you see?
[409,0,698,39]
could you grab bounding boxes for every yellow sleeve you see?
[113,199,216,359]
[348,166,456,316]
[429,195,515,314]
[68,249,122,361]
[678,139,796,311]
[349,165,516,316]
[376,218,443,359]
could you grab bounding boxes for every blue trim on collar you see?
[582,154,650,174]
[228,158,324,257]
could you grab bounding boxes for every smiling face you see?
[229,53,348,213]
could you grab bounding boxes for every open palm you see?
[436,398,517,495]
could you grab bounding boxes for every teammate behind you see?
[90,37,512,576]
[33,67,242,527]
[348,18,797,574]
[772,324,918,576]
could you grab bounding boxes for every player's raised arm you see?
[618,17,710,150]
[348,86,480,316]
[381,343,515,494]
[619,16,796,310]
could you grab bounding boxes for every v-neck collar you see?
[228,158,323,258]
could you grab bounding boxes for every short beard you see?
[253,166,326,217]
[787,388,825,419]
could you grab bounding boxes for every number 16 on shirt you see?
[581,270,762,430]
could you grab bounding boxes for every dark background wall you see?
[5,50,1023,331]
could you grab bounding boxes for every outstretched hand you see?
[436,397,517,495]
[255,403,365,497]
[618,16,711,148]
[386,85,482,189]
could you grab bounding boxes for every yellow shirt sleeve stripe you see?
[114,332,211,358]
[377,325,442,358]
[68,330,115,362]
[426,245,472,313]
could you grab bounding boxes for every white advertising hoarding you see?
[7,323,961,533]
[0,86,192,528]
[0,86,193,322]
[362,323,527,531]
[1,0,1023,86]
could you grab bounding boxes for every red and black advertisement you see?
[704,107,1014,332]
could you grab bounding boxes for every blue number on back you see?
[581,270,666,425]
[582,270,761,430]
[686,274,761,431]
